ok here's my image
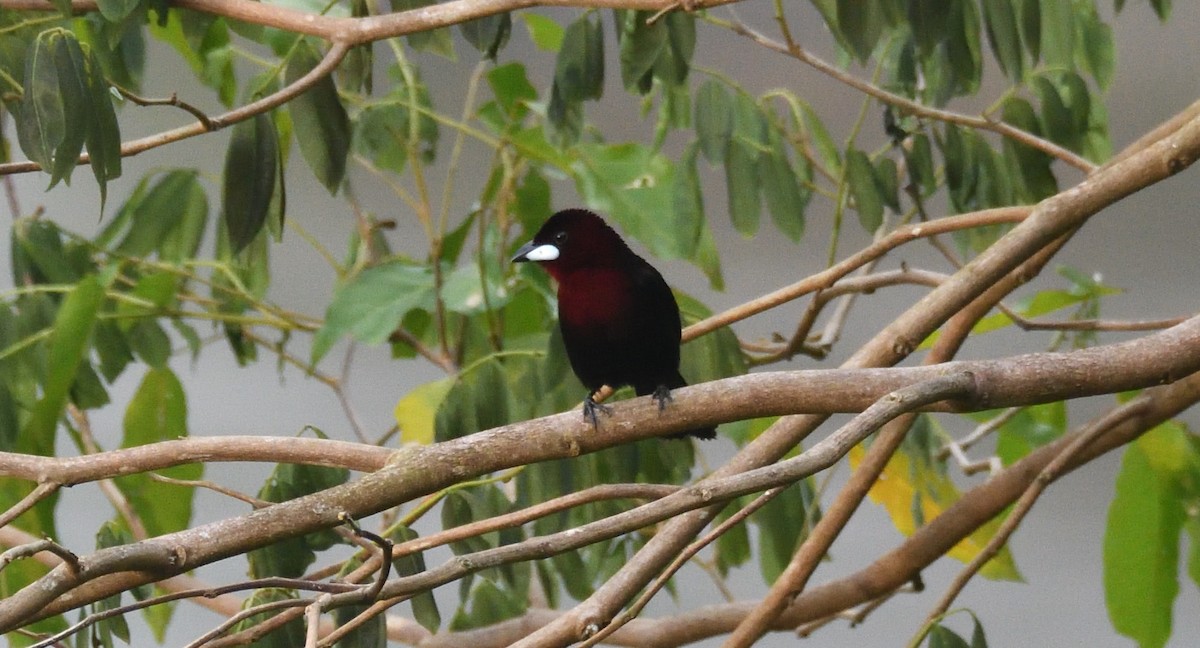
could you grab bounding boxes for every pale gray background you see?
[2,1,1199,646]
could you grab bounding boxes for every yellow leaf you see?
[849,438,1023,581]
[393,378,454,445]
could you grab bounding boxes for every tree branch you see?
[2,316,1199,629]
[419,370,1200,647]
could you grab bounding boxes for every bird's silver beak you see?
[511,241,559,263]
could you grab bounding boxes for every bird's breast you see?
[556,270,636,331]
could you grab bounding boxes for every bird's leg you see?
[583,392,613,428]
[651,384,673,412]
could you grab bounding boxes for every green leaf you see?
[157,176,210,262]
[798,101,841,176]
[94,522,133,646]
[1017,0,1040,62]
[1039,0,1074,70]
[725,138,761,237]
[1104,425,1192,648]
[982,0,1024,80]
[873,156,901,212]
[441,262,510,315]
[11,217,81,284]
[115,367,200,537]
[670,141,704,257]
[353,102,411,173]
[69,361,109,409]
[116,170,204,258]
[617,10,667,93]
[51,35,92,183]
[554,14,604,103]
[930,624,971,648]
[845,148,884,233]
[16,31,67,174]
[571,142,702,262]
[971,615,989,648]
[995,402,1066,465]
[391,0,455,58]
[1076,8,1114,90]
[1032,75,1077,151]
[905,133,937,197]
[659,11,695,86]
[837,0,883,63]
[1001,97,1057,200]
[93,320,133,382]
[249,460,350,579]
[754,482,814,584]
[311,262,436,364]
[946,0,982,95]
[352,77,439,172]
[759,131,806,242]
[460,12,511,60]
[127,319,172,368]
[286,40,350,194]
[522,13,564,52]
[694,79,733,163]
[222,112,279,253]
[909,0,951,57]
[389,525,441,633]
[82,45,122,210]
[96,0,141,23]
[487,62,537,121]
[25,275,105,453]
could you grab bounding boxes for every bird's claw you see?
[583,395,613,428]
[651,385,673,412]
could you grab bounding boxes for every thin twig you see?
[112,85,214,129]
[0,482,60,530]
[718,18,1097,174]
[683,207,1030,343]
[1002,308,1187,333]
[149,473,267,507]
[936,407,1021,461]
[0,538,79,575]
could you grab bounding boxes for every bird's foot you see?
[583,394,613,428]
[651,385,673,412]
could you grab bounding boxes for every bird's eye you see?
[553,231,568,244]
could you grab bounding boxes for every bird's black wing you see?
[625,255,684,395]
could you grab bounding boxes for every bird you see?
[511,209,716,440]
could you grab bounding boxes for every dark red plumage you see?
[512,209,716,440]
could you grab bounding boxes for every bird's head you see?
[511,209,633,280]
